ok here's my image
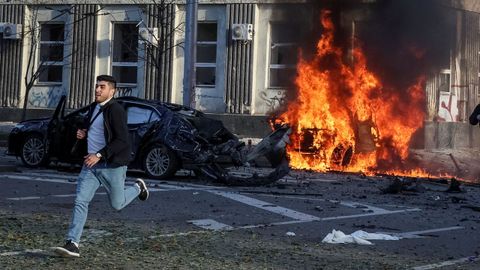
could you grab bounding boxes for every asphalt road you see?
[1,148,480,269]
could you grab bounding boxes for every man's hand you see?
[84,154,100,168]
[77,129,87,139]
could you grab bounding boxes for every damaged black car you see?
[7,95,290,186]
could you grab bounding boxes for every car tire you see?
[142,144,179,179]
[20,134,49,167]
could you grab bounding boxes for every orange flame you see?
[277,10,433,177]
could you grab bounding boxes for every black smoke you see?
[297,0,455,91]
[350,0,454,91]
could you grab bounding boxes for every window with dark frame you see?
[269,23,299,88]
[112,23,139,86]
[439,70,451,93]
[196,22,217,86]
[38,23,65,83]
[438,49,451,93]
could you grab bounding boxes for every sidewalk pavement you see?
[0,122,15,146]
[0,122,19,172]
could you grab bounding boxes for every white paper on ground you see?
[321,229,401,245]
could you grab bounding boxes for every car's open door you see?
[46,95,67,159]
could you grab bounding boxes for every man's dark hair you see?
[96,75,116,89]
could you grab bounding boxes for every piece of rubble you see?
[445,178,463,193]
[380,177,425,194]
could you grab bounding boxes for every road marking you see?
[1,170,224,187]
[0,249,48,256]
[250,193,419,213]
[214,191,421,221]
[232,208,421,229]
[52,194,78,198]
[149,230,210,238]
[7,194,93,201]
[4,186,221,201]
[412,255,480,270]
[209,190,320,221]
[185,191,421,231]
[1,172,225,201]
[125,230,211,242]
[188,219,234,231]
[15,172,77,181]
[237,219,313,229]
[6,196,42,201]
[378,226,464,239]
[0,174,76,184]
[0,172,221,191]
[319,208,421,221]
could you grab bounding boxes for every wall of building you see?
[0,4,24,108]
[225,3,254,114]
[68,5,98,108]
[3,1,480,145]
[2,4,178,110]
[251,3,312,115]
[144,3,175,102]
[424,8,480,149]
[2,2,311,116]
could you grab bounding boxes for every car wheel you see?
[21,134,49,167]
[143,144,179,179]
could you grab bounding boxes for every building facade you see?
[0,1,310,114]
[1,0,480,147]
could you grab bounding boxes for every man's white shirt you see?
[87,104,106,154]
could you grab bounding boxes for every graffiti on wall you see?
[259,90,286,112]
[115,87,135,97]
[29,87,67,108]
[195,93,226,113]
[436,93,458,122]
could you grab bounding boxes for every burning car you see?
[7,95,290,186]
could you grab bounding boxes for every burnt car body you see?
[7,96,290,185]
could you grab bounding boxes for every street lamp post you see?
[183,0,197,108]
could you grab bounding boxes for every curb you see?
[0,165,20,173]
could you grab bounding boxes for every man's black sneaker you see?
[136,178,149,201]
[53,240,80,257]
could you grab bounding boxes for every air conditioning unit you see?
[139,27,158,46]
[3,23,22,39]
[231,23,253,41]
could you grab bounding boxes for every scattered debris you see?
[445,178,463,193]
[380,177,425,194]
[286,232,296,237]
[322,229,400,245]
